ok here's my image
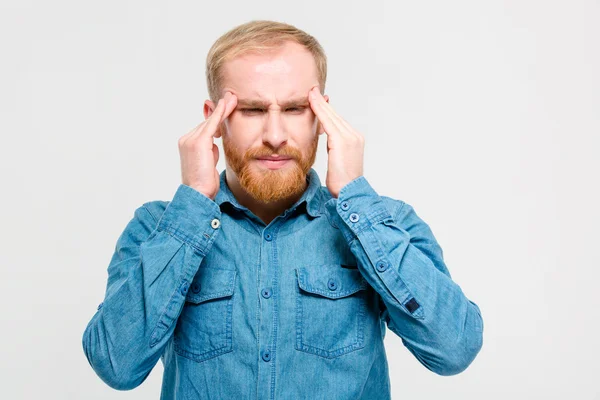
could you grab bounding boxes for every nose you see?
[262,109,288,149]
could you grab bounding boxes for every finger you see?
[215,93,238,138]
[202,92,238,140]
[186,98,224,143]
[333,112,364,141]
[198,98,227,140]
[179,120,208,146]
[310,88,362,140]
[317,90,354,135]
[223,92,238,118]
[309,88,347,137]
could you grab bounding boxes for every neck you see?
[225,166,307,225]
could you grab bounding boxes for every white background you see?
[1,0,598,399]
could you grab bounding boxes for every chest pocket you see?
[294,265,369,359]
[174,267,236,363]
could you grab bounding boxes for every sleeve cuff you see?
[157,184,222,254]
[325,176,393,242]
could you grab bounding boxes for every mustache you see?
[246,146,302,159]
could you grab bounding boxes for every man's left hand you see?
[308,86,365,198]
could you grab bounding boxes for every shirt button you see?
[211,218,220,229]
[349,213,360,223]
[181,282,189,295]
[191,283,201,294]
[264,232,272,241]
[261,288,272,299]
[341,201,349,211]
[262,349,272,362]
[376,261,388,272]
[327,279,338,291]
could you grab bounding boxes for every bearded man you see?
[82,19,484,400]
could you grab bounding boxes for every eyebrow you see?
[236,97,309,109]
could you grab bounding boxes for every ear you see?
[203,100,216,119]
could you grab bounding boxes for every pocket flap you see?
[295,265,368,299]
[185,267,236,304]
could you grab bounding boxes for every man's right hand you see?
[178,92,238,200]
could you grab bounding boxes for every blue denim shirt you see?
[82,168,483,399]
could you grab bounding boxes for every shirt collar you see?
[214,168,322,218]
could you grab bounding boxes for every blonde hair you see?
[205,20,327,103]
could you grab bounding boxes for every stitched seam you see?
[161,225,207,256]
[142,204,159,224]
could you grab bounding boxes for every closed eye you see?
[286,107,306,113]
[240,108,265,114]
[239,107,307,115]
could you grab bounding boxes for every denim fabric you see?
[82,168,484,399]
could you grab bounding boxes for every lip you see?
[256,158,292,170]
[256,156,292,161]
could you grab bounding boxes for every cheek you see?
[283,112,316,131]
[225,115,260,140]
[284,114,318,143]
[288,121,319,147]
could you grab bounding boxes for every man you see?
[82,20,484,399]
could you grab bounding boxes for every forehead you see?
[221,41,319,102]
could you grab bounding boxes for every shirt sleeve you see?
[324,176,484,376]
[82,184,222,390]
